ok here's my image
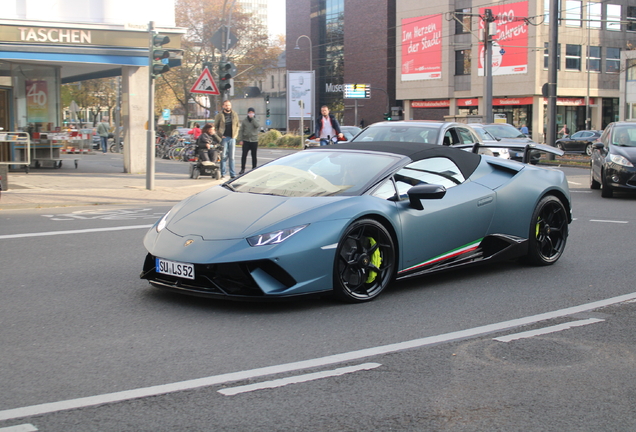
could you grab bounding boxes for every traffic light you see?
[383,112,392,121]
[218,60,236,91]
[151,34,171,77]
[266,108,271,117]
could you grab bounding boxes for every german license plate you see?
[156,258,195,280]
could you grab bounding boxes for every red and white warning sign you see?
[190,68,220,95]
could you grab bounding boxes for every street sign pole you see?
[146,21,155,191]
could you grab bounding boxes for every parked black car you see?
[590,121,636,198]
[555,130,602,156]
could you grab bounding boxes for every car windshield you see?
[351,125,440,144]
[230,150,401,197]
[612,126,636,147]
[474,128,496,141]
[483,124,526,139]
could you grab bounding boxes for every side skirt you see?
[396,234,528,281]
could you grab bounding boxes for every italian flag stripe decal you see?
[399,239,483,274]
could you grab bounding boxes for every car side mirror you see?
[407,184,446,210]
[592,142,603,150]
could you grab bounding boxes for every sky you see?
[267,0,286,37]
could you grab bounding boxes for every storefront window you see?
[12,64,60,133]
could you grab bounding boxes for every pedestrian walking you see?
[559,124,570,137]
[214,100,240,178]
[237,107,260,174]
[315,105,343,146]
[96,116,110,154]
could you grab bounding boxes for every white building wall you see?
[7,0,175,27]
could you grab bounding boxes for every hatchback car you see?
[555,130,602,156]
[349,120,481,147]
[590,121,636,198]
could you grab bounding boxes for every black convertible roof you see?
[321,141,482,180]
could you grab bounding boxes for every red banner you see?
[542,97,596,106]
[478,1,528,76]
[457,98,479,107]
[412,100,450,108]
[493,97,533,105]
[401,14,443,81]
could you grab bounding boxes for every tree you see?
[156,0,284,124]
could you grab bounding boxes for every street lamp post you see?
[295,35,313,135]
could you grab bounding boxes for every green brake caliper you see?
[536,217,541,238]
[365,238,382,283]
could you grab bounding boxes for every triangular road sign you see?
[190,68,220,95]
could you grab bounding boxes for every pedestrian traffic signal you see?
[218,61,236,91]
[151,34,171,77]
[383,112,392,121]
[266,109,271,117]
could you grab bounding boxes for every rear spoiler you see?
[453,142,564,164]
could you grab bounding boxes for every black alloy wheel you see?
[526,195,568,265]
[333,219,396,303]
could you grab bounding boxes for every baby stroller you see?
[189,143,222,180]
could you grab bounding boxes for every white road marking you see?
[218,363,382,396]
[0,424,37,432]
[493,318,605,342]
[589,219,628,224]
[0,225,153,240]
[1,291,635,422]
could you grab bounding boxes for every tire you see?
[192,167,200,179]
[590,167,600,190]
[555,142,564,151]
[601,171,613,198]
[585,144,593,156]
[189,164,194,179]
[525,195,568,266]
[333,219,396,303]
[213,169,221,180]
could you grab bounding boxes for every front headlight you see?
[247,224,308,247]
[156,211,171,232]
[609,154,634,167]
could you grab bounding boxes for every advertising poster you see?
[401,14,443,81]
[478,1,529,76]
[287,71,314,119]
[26,79,49,122]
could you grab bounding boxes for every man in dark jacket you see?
[315,105,343,146]
[237,107,260,174]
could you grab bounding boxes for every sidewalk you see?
[0,152,223,210]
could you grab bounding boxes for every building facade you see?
[0,0,183,175]
[286,0,397,131]
[397,0,633,142]
[287,0,633,142]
